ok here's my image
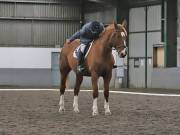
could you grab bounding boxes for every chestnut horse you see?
[59,20,127,116]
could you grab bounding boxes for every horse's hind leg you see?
[73,74,83,113]
[103,72,112,115]
[59,68,70,113]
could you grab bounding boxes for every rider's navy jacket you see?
[68,22,104,45]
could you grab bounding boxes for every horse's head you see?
[110,20,128,58]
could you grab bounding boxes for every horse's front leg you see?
[59,78,66,113]
[59,69,70,113]
[91,72,99,116]
[73,74,83,113]
[103,72,112,115]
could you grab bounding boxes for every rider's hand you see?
[66,39,71,44]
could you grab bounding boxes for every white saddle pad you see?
[73,41,94,59]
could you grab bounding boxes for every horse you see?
[59,20,128,116]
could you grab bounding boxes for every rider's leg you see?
[77,43,86,72]
[80,43,86,53]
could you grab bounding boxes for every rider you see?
[66,21,105,72]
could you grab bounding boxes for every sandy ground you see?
[0,90,180,135]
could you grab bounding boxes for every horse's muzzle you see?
[119,48,127,58]
[120,53,126,58]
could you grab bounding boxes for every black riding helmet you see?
[91,21,101,33]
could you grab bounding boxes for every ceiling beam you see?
[87,0,107,4]
[87,0,118,6]
[128,0,162,7]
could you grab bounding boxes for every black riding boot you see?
[77,51,85,72]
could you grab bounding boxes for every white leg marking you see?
[92,98,99,116]
[73,96,79,113]
[104,100,111,115]
[59,95,65,113]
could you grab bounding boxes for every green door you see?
[51,52,60,86]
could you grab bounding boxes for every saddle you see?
[73,41,94,60]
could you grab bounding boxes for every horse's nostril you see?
[122,54,126,58]
[119,51,127,58]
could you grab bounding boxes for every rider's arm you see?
[68,31,80,42]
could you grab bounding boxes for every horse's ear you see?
[113,21,119,30]
[122,20,127,29]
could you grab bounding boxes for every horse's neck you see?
[97,29,114,57]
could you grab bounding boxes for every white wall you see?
[0,47,60,68]
[177,0,180,67]
[177,44,180,67]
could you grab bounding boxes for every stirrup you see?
[77,65,84,72]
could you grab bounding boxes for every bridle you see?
[109,28,127,51]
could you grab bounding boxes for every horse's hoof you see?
[105,111,111,116]
[59,108,65,114]
[92,111,99,116]
[73,108,80,113]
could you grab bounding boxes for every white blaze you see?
[121,48,126,55]
[124,40,126,47]
[121,32,125,37]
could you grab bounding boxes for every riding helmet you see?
[91,21,101,32]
